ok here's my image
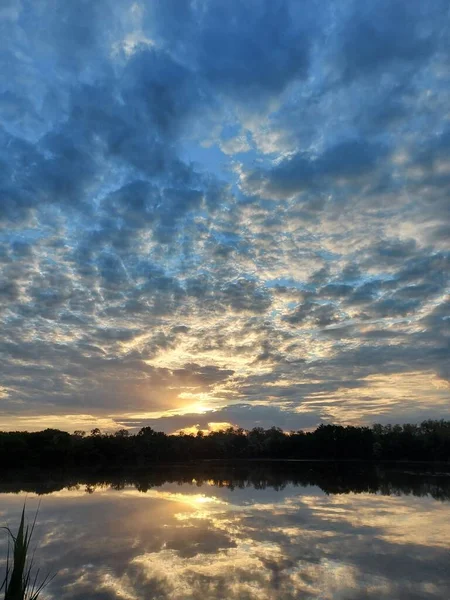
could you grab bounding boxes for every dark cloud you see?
[336,0,442,81]
[283,300,344,327]
[172,363,234,386]
[241,138,389,199]
[219,278,272,314]
[147,0,313,101]
[120,403,323,434]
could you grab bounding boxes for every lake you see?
[0,462,449,599]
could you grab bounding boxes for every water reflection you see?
[0,463,449,599]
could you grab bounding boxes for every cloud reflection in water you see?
[0,466,449,599]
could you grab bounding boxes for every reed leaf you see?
[1,504,54,600]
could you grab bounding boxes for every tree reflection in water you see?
[0,462,449,600]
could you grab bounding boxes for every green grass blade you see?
[2,503,53,600]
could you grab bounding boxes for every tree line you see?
[0,420,449,468]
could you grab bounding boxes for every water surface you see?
[0,463,449,599]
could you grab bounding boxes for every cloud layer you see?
[0,0,449,431]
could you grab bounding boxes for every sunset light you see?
[1,2,449,598]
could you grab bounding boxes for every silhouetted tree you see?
[0,420,449,469]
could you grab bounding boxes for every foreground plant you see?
[1,505,54,600]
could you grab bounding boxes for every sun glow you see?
[178,400,211,414]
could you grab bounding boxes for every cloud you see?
[146,0,313,101]
[335,0,442,81]
[0,0,449,431]
[239,138,389,200]
[119,403,323,434]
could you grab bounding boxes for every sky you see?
[0,0,449,434]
